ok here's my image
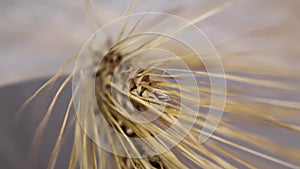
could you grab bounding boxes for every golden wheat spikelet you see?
[17,0,300,169]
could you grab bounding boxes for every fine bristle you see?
[18,1,300,169]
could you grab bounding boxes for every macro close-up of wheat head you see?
[1,0,300,169]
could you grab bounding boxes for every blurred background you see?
[0,0,89,86]
[1,0,300,86]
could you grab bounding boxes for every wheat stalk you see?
[18,0,300,169]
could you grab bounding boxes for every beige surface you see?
[0,0,90,86]
[1,0,300,86]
